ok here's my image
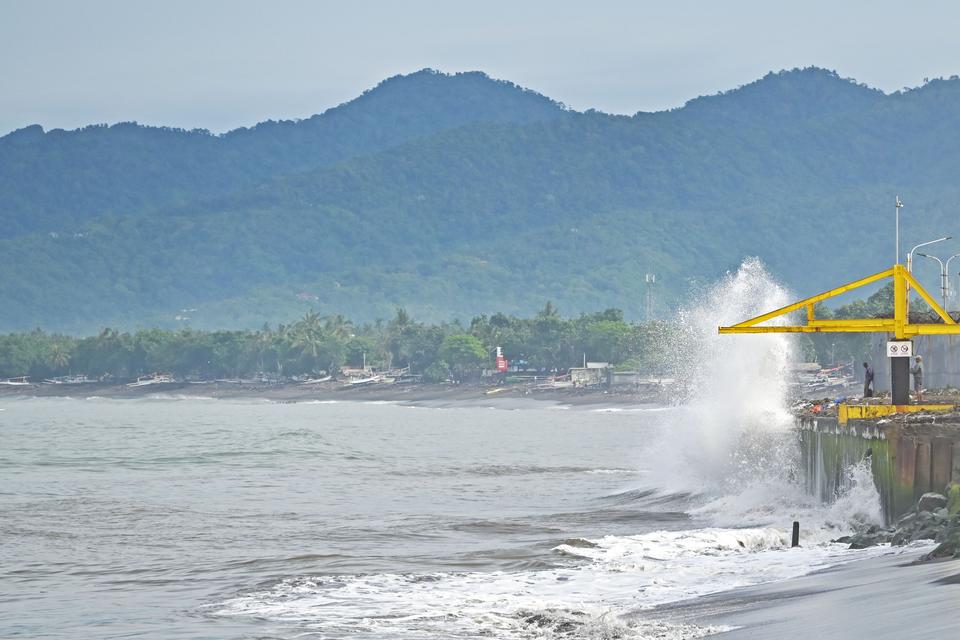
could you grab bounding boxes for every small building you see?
[569,364,611,387]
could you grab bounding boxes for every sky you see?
[2,0,960,135]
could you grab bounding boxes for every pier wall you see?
[797,416,960,523]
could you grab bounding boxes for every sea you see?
[1,394,893,640]
[0,261,904,638]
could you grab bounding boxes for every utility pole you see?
[895,196,903,264]
[645,273,656,323]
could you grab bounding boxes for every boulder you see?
[918,492,948,513]
[844,526,894,549]
[920,526,960,562]
[947,483,960,517]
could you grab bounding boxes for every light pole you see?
[906,236,951,307]
[918,252,960,312]
[947,254,960,312]
[895,196,903,264]
[907,237,951,275]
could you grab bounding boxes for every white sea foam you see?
[590,406,674,414]
[144,393,216,401]
[210,525,906,638]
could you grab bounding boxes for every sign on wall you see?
[887,341,913,358]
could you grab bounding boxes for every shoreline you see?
[653,549,960,638]
[0,380,664,408]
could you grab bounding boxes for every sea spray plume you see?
[646,258,799,495]
[642,257,884,531]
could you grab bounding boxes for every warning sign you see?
[886,341,913,358]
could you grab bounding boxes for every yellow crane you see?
[718,264,956,338]
[718,263,960,412]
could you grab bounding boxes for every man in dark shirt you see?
[862,362,874,398]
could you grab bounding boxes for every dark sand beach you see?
[0,379,661,408]
[656,550,960,639]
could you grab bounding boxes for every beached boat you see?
[126,373,175,387]
[43,375,96,385]
[0,376,31,386]
[300,375,333,385]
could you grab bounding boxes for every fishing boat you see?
[0,376,31,386]
[126,373,175,387]
[299,375,333,385]
[43,375,96,385]
[348,374,383,386]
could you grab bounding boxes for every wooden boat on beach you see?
[126,373,175,387]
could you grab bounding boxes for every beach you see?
[0,379,661,408]
[657,549,960,639]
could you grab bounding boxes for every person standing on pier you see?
[862,362,874,398]
[911,355,924,403]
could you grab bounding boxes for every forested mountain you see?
[2,67,960,333]
[0,70,564,238]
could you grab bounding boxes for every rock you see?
[947,483,960,517]
[915,525,940,541]
[846,528,894,549]
[920,527,960,562]
[848,534,882,549]
[892,529,911,546]
[918,492,948,513]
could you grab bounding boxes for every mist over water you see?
[0,260,890,640]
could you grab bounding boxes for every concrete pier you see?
[798,414,960,522]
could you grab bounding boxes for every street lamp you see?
[907,236,951,275]
[917,251,960,312]
[905,237,951,311]
[947,254,960,312]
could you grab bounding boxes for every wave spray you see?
[648,257,882,532]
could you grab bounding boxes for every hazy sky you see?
[2,0,959,135]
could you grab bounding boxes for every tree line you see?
[1,284,907,383]
[0,305,677,382]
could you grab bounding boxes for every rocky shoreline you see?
[838,486,960,561]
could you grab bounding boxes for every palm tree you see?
[290,311,327,373]
[323,314,354,340]
[47,342,71,372]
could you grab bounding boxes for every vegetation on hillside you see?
[3,67,960,333]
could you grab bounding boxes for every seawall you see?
[797,414,960,523]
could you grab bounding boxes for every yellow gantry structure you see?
[718,264,960,338]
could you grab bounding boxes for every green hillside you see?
[2,67,960,333]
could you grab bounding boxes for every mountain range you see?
[3,67,960,333]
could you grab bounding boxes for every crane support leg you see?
[890,342,911,405]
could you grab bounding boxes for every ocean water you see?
[1,395,889,640]
[0,261,897,638]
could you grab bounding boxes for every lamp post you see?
[947,254,960,312]
[917,251,960,312]
[907,237,951,275]
[906,237,951,310]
